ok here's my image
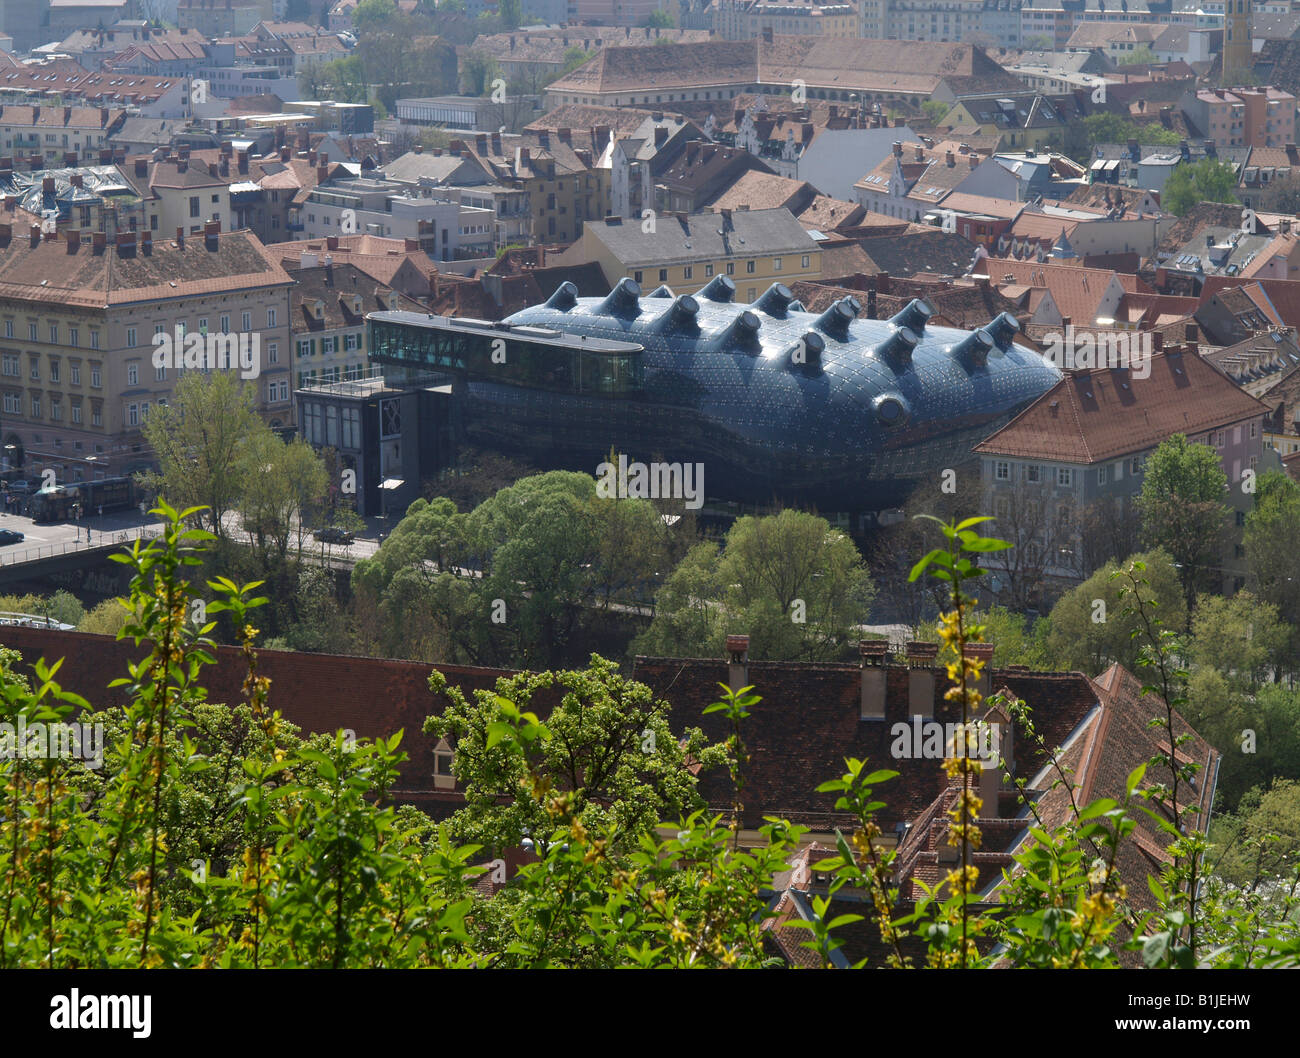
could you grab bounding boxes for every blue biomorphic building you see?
[341,276,1063,524]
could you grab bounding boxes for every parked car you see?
[0,528,25,545]
[6,480,29,493]
[313,527,355,545]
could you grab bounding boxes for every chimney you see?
[141,230,151,255]
[1185,321,1198,348]
[969,152,979,168]
[63,151,77,167]
[0,222,9,246]
[70,173,83,189]
[1152,331,1163,352]
[964,642,994,699]
[537,129,550,149]
[134,157,148,178]
[317,165,328,184]
[519,147,530,167]
[946,150,955,167]
[892,140,902,157]
[42,176,54,194]
[219,157,228,177]
[593,125,610,146]
[176,226,185,248]
[914,145,924,162]
[476,133,489,154]
[29,224,40,248]
[859,639,889,719]
[92,231,105,253]
[414,143,424,154]
[280,145,291,161]
[905,641,939,717]
[28,155,43,171]
[237,150,248,175]
[726,634,749,694]
[116,230,136,256]
[558,127,572,144]
[204,220,220,249]
[177,156,188,174]
[654,126,668,147]
[308,149,317,165]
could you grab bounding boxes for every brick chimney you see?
[92,230,106,253]
[326,235,339,251]
[537,129,550,149]
[490,131,502,155]
[905,641,939,717]
[237,150,248,175]
[558,127,572,143]
[176,226,185,248]
[969,152,979,168]
[476,133,489,154]
[964,642,994,698]
[946,150,955,167]
[1185,321,1198,345]
[308,149,317,165]
[859,639,889,719]
[28,224,40,247]
[42,176,55,194]
[0,222,10,246]
[141,229,151,255]
[116,230,137,256]
[317,164,328,184]
[280,145,291,161]
[892,140,902,157]
[914,145,924,162]
[726,634,750,694]
[413,143,423,154]
[134,157,148,178]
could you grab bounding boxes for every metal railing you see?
[0,525,162,566]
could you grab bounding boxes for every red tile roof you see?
[975,348,1269,463]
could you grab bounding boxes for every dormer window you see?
[434,738,455,790]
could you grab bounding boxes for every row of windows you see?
[4,354,101,388]
[7,392,102,426]
[3,320,100,348]
[631,254,813,286]
[301,401,362,449]
[296,333,362,358]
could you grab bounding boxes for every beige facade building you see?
[0,222,293,482]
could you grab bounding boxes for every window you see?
[2,392,17,414]
[342,406,359,448]
[1098,466,1108,485]
[322,336,336,355]
[634,271,643,284]
[344,334,359,352]
[198,318,208,334]
[658,269,668,282]
[995,461,1010,480]
[29,358,38,381]
[70,364,79,385]
[126,328,136,348]
[746,260,755,274]
[141,401,150,421]
[268,342,279,363]
[127,363,138,387]
[1,353,16,377]
[28,323,37,341]
[1216,430,1225,447]
[705,263,714,277]
[773,258,782,273]
[1236,509,1247,527]
[127,403,138,427]
[69,327,78,347]
[190,197,200,218]
[92,407,101,427]
[297,339,313,358]
[433,738,455,789]
[91,365,101,388]
[1251,421,1258,438]
[220,315,230,334]
[242,312,251,332]
[51,400,62,422]
[726,262,735,275]
[1129,456,1141,474]
[71,403,81,424]
[267,309,277,328]
[156,363,166,381]
[90,331,98,350]
[802,255,810,268]
[49,360,58,383]
[48,324,57,343]
[30,396,40,418]
[684,266,693,280]
[2,320,10,339]
[1057,467,1073,486]
[1025,464,1040,483]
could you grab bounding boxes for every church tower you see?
[1224,0,1254,86]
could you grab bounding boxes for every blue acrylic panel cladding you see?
[369,275,1062,512]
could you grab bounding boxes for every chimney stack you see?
[859,640,889,719]
[326,235,339,251]
[904,641,939,716]
[726,634,750,694]
[176,226,185,248]
[892,140,902,157]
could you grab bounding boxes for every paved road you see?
[0,504,387,567]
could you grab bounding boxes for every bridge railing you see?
[0,525,163,567]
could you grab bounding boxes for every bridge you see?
[0,527,163,593]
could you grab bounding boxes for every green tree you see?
[643,8,673,27]
[1162,158,1240,215]
[352,0,398,33]
[1211,781,1300,887]
[1189,591,1289,690]
[237,432,329,562]
[138,371,261,539]
[1119,46,1157,66]
[635,508,876,662]
[1244,470,1300,663]
[1044,548,1186,672]
[77,597,134,637]
[1137,434,1229,609]
[922,99,952,124]
[498,0,521,29]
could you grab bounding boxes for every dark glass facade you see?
[366,282,1063,517]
